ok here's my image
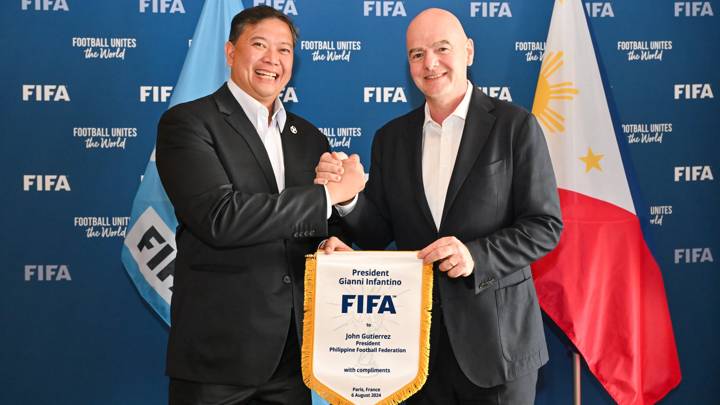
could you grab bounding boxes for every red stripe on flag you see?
[532,189,681,405]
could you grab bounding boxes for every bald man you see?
[317,8,562,404]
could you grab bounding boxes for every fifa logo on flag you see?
[125,208,176,304]
[139,0,185,14]
[254,0,297,16]
[363,1,406,17]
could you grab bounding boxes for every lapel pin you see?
[290,125,297,134]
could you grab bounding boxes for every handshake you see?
[314,151,366,205]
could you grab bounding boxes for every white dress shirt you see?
[422,81,473,228]
[228,80,335,218]
[227,79,286,192]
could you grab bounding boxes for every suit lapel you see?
[440,89,496,228]
[214,84,279,194]
[404,107,437,233]
[280,115,302,187]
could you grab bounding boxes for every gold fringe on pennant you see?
[377,261,434,405]
[301,252,353,405]
[301,252,434,405]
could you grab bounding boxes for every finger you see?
[447,264,467,278]
[422,245,455,264]
[314,178,328,185]
[438,256,457,272]
[417,236,454,259]
[333,151,349,160]
[316,161,344,175]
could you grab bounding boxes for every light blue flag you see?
[121,0,244,325]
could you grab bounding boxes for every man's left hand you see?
[417,236,474,278]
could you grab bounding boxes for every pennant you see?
[303,252,433,405]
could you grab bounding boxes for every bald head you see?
[406,8,468,48]
[406,8,474,117]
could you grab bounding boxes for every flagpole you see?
[573,351,582,405]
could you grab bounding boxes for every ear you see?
[224,41,235,68]
[466,38,475,67]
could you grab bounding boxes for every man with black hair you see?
[157,6,364,404]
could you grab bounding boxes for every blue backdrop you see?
[1,1,718,404]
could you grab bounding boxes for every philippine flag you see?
[531,1,682,404]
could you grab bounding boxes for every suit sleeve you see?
[156,106,328,248]
[466,113,563,293]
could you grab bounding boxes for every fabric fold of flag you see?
[530,1,681,404]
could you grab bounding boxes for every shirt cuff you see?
[323,185,333,219]
[335,194,358,217]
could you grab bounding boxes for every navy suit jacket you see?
[342,87,563,386]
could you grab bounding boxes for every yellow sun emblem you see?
[532,51,579,133]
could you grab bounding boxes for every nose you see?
[424,52,439,70]
[263,47,280,66]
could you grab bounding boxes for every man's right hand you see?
[314,152,346,185]
[316,152,365,205]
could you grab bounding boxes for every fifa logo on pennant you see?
[341,294,397,314]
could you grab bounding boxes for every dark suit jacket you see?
[342,87,563,387]
[156,84,331,386]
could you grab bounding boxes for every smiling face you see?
[225,17,294,110]
[406,9,474,107]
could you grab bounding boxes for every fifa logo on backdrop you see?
[585,2,614,18]
[140,86,172,103]
[674,165,714,182]
[674,84,714,99]
[364,87,407,103]
[280,87,298,103]
[21,0,68,11]
[24,265,71,281]
[22,85,69,102]
[470,2,511,18]
[254,0,297,15]
[478,86,512,102]
[139,0,185,13]
[674,248,713,264]
[23,175,70,191]
[363,1,406,17]
[674,2,714,17]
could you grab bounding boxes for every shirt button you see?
[282,275,292,284]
